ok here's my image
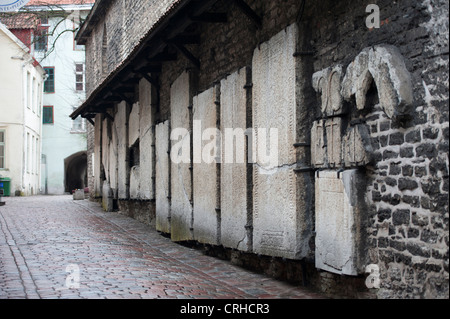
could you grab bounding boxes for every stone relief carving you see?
[311,44,413,276]
[312,65,344,116]
[341,44,414,120]
[311,44,413,169]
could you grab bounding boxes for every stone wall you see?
[84,0,179,97]
[84,0,448,299]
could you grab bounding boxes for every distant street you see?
[0,196,324,300]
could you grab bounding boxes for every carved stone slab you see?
[253,167,298,258]
[155,120,170,234]
[170,71,193,242]
[311,120,326,168]
[312,66,344,117]
[252,23,298,167]
[129,102,140,147]
[251,24,312,259]
[116,101,129,200]
[315,169,363,275]
[139,79,155,200]
[129,165,140,199]
[193,86,220,245]
[325,117,342,167]
[220,67,249,251]
[341,45,414,120]
[342,124,373,167]
[93,114,103,197]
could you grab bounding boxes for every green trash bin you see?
[0,177,11,197]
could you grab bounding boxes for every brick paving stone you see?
[0,195,326,300]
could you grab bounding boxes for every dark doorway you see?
[64,151,88,193]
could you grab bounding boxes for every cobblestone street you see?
[0,196,324,300]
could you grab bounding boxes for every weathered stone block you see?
[315,170,366,275]
[139,79,155,200]
[102,181,113,212]
[102,118,111,184]
[93,114,103,197]
[129,165,140,199]
[311,120,326,168]
[129,102,140,147]
[312,65,344,116]
[325,118,342,167]
[220,67,249,251]
[341,45,414,120]
[109,112,118,198]
[342,124,373,167]
[170,71,193,242]
[252,23,297,167]
[155,120,170,234]
[253,167,299,258]
[252,23,312,259]
[73,189,85,200]
[193,85,220,245]
[116,101,129,199]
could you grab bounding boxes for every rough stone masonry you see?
[75,0,448,299]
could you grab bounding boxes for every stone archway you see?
[64,151,87,193]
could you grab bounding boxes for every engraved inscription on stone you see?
[315,170,361,276]
[253,168,297,258]
[252,23,311,259]
[252,24,297,167]
[312,66,344,116]
[220,67,249,251]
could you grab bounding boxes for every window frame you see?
[34,25,49,52]
[75,63,85,92]
[43,105,54,125]
[43,67,55,94]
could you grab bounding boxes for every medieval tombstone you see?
[220,67,250,251]
[170,71,194,242]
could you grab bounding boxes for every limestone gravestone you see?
[193,85,220,245]
[116,101,129,200]
[220,67,250,251]
[315,170,363,275]
[155,120,170,234]
[170,71,194,242]
[139,79,155,200]
[252,24,311,259]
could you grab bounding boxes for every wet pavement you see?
[0,195,325,300]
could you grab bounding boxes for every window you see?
[75,63,85,91]
[27,133,30,173]
[32,77,37,113]
[71,107,85,132]
[43,106,54,124]
[37,83,42,117]
[26,72,31,108]
[35,138,39,174]
[35,17,49,51]
[44,67,55,93]
[34,28,48,51]
[0,130,5,169]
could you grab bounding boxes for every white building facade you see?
[0,22,45,196]
[26,0,94,194]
